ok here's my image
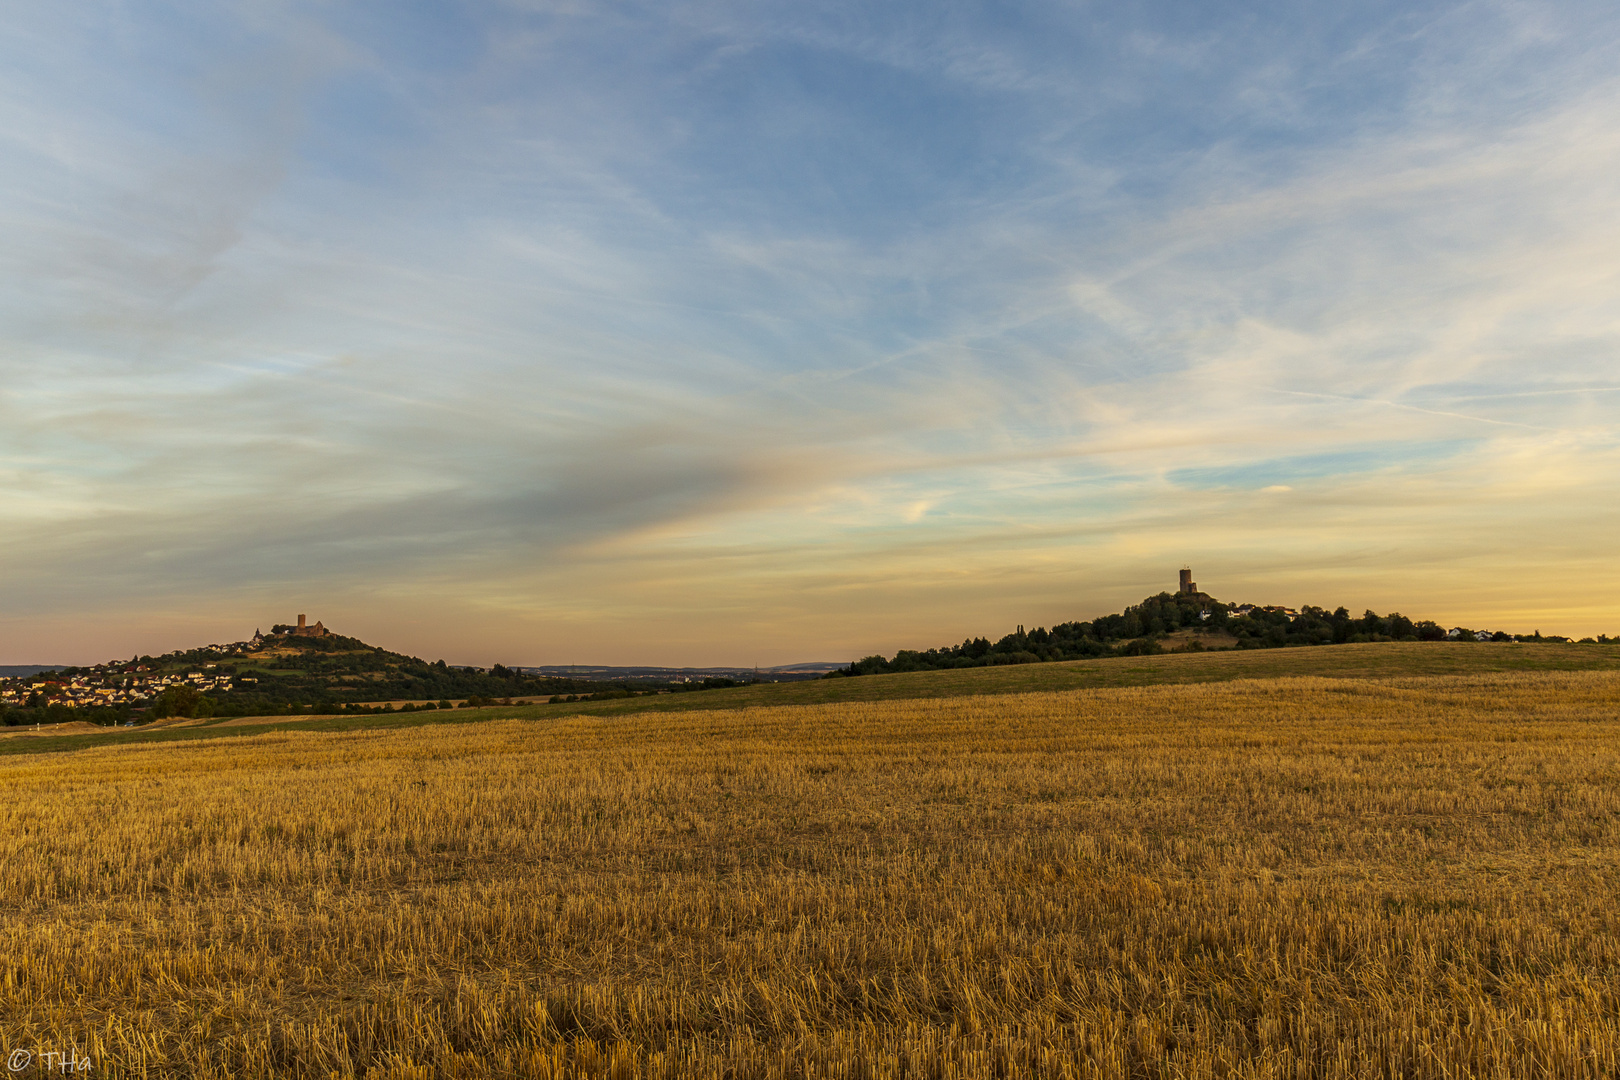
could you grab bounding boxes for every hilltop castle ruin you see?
[290,614,328,637]
[251,615,330,645]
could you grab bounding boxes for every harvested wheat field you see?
[4,671,1620,1078]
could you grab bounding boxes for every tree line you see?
[826,592,1604,677]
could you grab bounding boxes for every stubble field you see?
[3,669,1620,1078]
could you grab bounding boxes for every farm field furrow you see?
[3,671,1619,1078]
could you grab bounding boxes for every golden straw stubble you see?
[2,671,1618,1078]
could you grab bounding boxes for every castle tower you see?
[1179,568,1197,596]
[297,613,307,632]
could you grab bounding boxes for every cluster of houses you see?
[0,619,330,711]
[1227,605,1301,618]
[0,665,237,708]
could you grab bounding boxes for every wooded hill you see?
[203,633,623,714]
[830,591,1609,677]
[2,629,740,727]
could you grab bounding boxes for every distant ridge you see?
[513,663,844,683]
[1,618,805,722]
[830,572,1613,679]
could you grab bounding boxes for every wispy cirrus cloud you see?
[2,0,1618,663]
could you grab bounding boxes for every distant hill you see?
[0,623,752,725]
[514,662,844,683]
[0,665,63,678]
[830,591,1609,678]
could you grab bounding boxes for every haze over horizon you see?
[4,2,1618,667]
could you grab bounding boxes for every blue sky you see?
[3,1,1618,664]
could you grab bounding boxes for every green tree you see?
[152,683,202,719]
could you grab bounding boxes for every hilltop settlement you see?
[0,615,740,727]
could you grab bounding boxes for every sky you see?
[2,0,1618,666]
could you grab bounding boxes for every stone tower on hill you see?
[1179,568,1198,596]
[290,614,329,637]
